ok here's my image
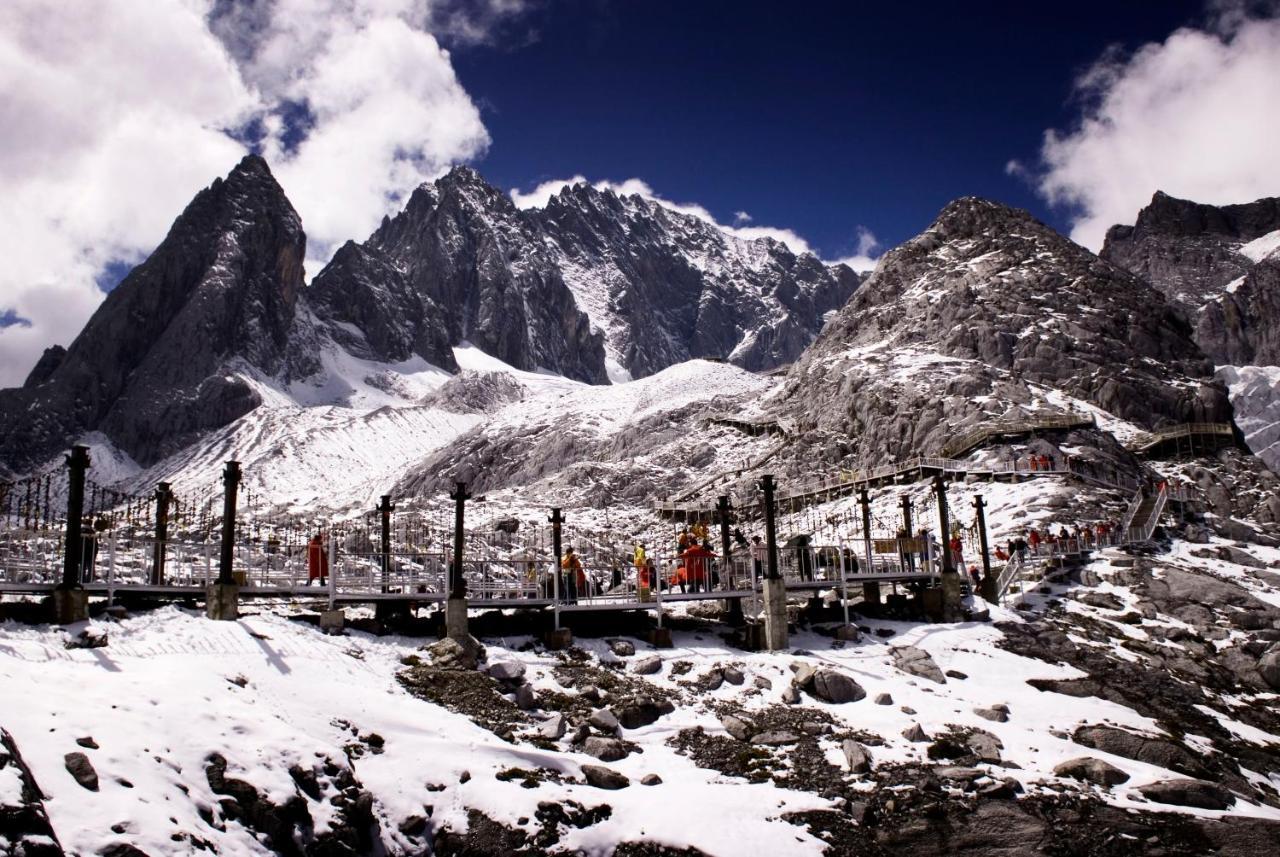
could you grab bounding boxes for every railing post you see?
[546,507,572,648]
[54,445,90,624]
[934,474,961,622]
[327,536,338,611]
[379,494,393,593]
[717,495,733,589]
[900,494,915,573]
[760,474,788,650]
[151,481,171,586]
[974,494,997,603]
[208,461,240,620]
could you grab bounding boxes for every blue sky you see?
[453,0,1205,259]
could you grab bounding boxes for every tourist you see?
[750,535,767,578]
[561,547,583,604]
[307,532,328,585]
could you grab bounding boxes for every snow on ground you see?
[1239,229,1280,264]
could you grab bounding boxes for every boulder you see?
[753,675,772,690]
[588,709,621,735]
[538,714,566,740]
[582,737,630,762]
[790,662,817,688]
[974,707,1009,723]
[632,655,662,675]
[891,646,947,683]
[722,666,745,685]
[641,774,662,786]
[842,740,872,773]
[487,661,526,683]
[1138,779,1232,810]
[902,723,930,743]
[781,686,800,705]
[64,751,99,791]
[581,764,630,790]
[513,684,536,710]
[750,731,801,746]
[1054,757,1129,787]
[810,670,866,704]
[1072,726,1207,778]
[1259,649,1280,691]
[874,693,893,705]
[720,715,753,741]
[611,696,673,730]
[966,730,1003,762]
[427,636,484,671]
[1078,592,1124,611]
[609,639,636,657]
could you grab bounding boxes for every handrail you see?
[1127,422,1234,452]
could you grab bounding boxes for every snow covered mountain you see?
[1102,191,1280,468]
[775,197,1233,467]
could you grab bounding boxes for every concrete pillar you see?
[725,596,745,626]
[53,587,89,625]
[445,596,469,640]
[940,572,963,622]
[862,580,882,605]
[545,627,573,650]
[761,576,789,651]
[319,609,345,634]
[648,627,673,648]
[980,575,999,604]
[206,583,239,621]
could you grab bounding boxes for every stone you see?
[582,737,630,762]
[720,715,753,741]
[1072,726,1207,778]
[64,751,99,791]
[974,707,1009,723]
[945,670,968,680]
[700,669,724,691]
[427,636,483,671]
[581,764,630,790]
[400,814,428,836]
[842,739,872,773]
[513,684,536,710]
[874,693,893,705]
[810,669,866,704]
[781,685,800,705]
[1078,592,1124,610]
[570,723,590,745]
[1259,649,1280,691]
[1138,779,1232,810]
[487,661,527,682]
[609,639,636,657]
[934,766,984,782]
[902,723,930,743]
[632,655,662,675]
[76,736,99,749]
[641,774,662,786]
[753,675,772,690]
[966,731,1003,762]
[790,662,817,688]
[588,709,620,735]
[611,697,671,730]
[722,666,745,685]
[891,646,947,683]
[1053,757,1130,787]
[749,731,801,746]
[538,714,567,740]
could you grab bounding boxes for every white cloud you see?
[510,175,817,256]
[732,210,752,225]
[1032,6,1280,250]
[0,0,505,386]
[830,226,881,273]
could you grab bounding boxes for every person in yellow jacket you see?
[561,547,583,604]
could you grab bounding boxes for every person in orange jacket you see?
[307,532,329,585]
[680,541,716,593]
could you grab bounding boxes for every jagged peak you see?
[1115,189,1280,243]
[926,196,1049,242]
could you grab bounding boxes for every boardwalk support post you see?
[900,495,915,573]
[54,444,90,624]
[546,507,573,649]
[974,494,998,603]
[151,482,171,586]
[760,474,789,651]
[934,475,962,622]
[207,461,240,621]
[858,487,880,606]
[718,495,744,626]
[445,482,470,640]
[379,494,393,594]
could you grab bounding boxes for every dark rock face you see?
[778,197,1232,464]
[0,155,308,470]
[531,182,861,377]
[1102,190,1280,468]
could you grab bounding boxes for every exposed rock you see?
[487,661,527,683]
[538,714,567,740]
[753,675,772,690]
[890,647,947,684]
[720,715,753,742]
[640,774,663,786]
[1053,757,1130,787]
[722,666,745,685]
[749,731,801,746]
[513,684,536,710]
[632,655,662,676]
[874,693,893,705]
[1260,649,1280,690]
[427,636,484,671]
[966,730,1003,762]
[581,764,630,790]
[610,696,673,730]
[63,752,99,791]
[588,709,621,735]
[841,740,872,773]
[809,669,866,704]
[609,639,636,657]
[581,737,629,762]
[1072,725,1208,779]
[902,723,930,743]
[1139,779,1233,810]
[974,707,1009,723]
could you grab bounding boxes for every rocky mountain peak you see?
[1108,190,1280,245]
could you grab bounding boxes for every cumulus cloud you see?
[1032,4,1280,249]
[830,226,882,273]
[0,0,512,386]
[510,175,817,256]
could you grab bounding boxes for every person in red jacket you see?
[680,542,716,593]
[1028,528,1041,555]
[307,532,329,585]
